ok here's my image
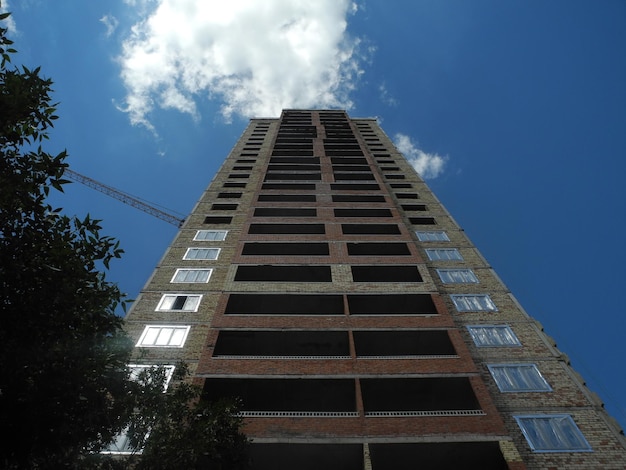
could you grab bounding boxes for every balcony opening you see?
[401,204,427,211]
[248,444,363,470]
[332,195,386,203]
[223,182,246,188]
[258,194,316,202]
[369,443,507,470]
[331,183,380,191]
[347,242,410,256]
[254,208,317,217]
[248,224,325,235]
[330,157,368,165]
[351,265,422,282]
[334,208,393,218]
[262,183,316,190]
[347,294,437,315]
[202,378,355,412]
[264,173,321,181]
[354,330,455,356]
[234,265,332,282]
[225,294,344,315]
[214,330,350,357]
[211,204,238,210]
[341,224,401,235]
[360,377,480,413]
[217,192,242,198]
[395,193,419,199]
[242,242,329,255]
[334,173,376,181]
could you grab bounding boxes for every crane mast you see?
[64,169,185,227]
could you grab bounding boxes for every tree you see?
[0,12,134,468]
[0,12,248,468]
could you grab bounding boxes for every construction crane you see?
[65,169,186,228]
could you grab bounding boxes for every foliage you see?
[0,11,134,468]
[125,364,249,470]
[0,11,248,469]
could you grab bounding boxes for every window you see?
[136,325,190,347]
[242,242,329,255]
[451,294,497,312]
[234,265,332,282]
[425,248,463,261]
[211,204,237,210]
[351,266,422,282]
[416,231,449,242]
[156,294,202,312]
[248,223,325,234]
[467,325,521,347]
[488,364,551,392]
[183,248,220,260]
[203,216,232,224]
[217,192,242,198]
[342,224,401,235]
[254,208,316,217]
[194,230,227,241]
[514,415,592,452]
[334,208,392,218]
[347,242,411,256]
[171,268,212,283]
[409,217,436,225]
[437,269,479,284]
[128,364,176,388]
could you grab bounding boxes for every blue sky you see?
[4,1,625,427]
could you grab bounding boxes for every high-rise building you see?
[124,109,626,469]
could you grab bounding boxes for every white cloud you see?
[393,133,448,179]
[99,14,119,37]
[378,82,397,107]
[117,0,362,129]
[0,1,18,34]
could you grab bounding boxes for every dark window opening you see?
[347,243,410,256]
[268,164,320,171]
[211,203,238,210]
[395,193,419,199]
[233,165,253,170]
[410,217,436,225]
[248,224,325,234]
[261,183,316,190]
[334,173,375,181]
[248,444,363,470]
[361,377,480,412]
[236,159,255,163]
[334,208,392,218]
[354,330,455,356]
[401,204,428,211]
[225,294,344,315]
[330,157,368,165]
[331,183,380,191]
[214,330,349,356]
[242,242,329,255]
[351,265,422,282]
[258,194,316,202]
[228,173,250,179]
[332,165,371,172]
[369,443,508,470]
[223,182,247,188]
[385,174,406,180]
[203,378,355,412]
[271,149,314,157]
[217,192,242,198]
[203,216,232,224]
[264,173,321,181]
[381,166,400,171]
[347,294,436,315]
[390,183,412,188]
[341,224,401,235]
[235,265,332,282]
[332,195,386,203]
[254,208,317,217]
[269,157,319,164]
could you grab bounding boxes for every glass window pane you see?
[425,248,463,261]
[184,248,220,260]
[194,230,228,241]
[515,415,592,452]
[467,325,520,347]
[172,269,212,283]
[437,269,479,283]
[416,231,449,242]
[488,364,551,392]
[451,295,497,312]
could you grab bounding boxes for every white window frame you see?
[136,325,190,348]
[467,325,521,347]
[416,230,450,242]
[437,268,479,284]
[156,294,202,312]
[451,294,497,312]
[488,364,552,392]
[183,247,221,260]
[171,268,212,283]
[515,414,592,452]
[128,364,176,390]
[194,230,228,241]
[425,248,463,261]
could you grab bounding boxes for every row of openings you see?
[204,215,436,225]
[224,293,437,315]
[213,329,455,357]
[233,265,423,283]
[202,376,480,414]
[243,442,507,470]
